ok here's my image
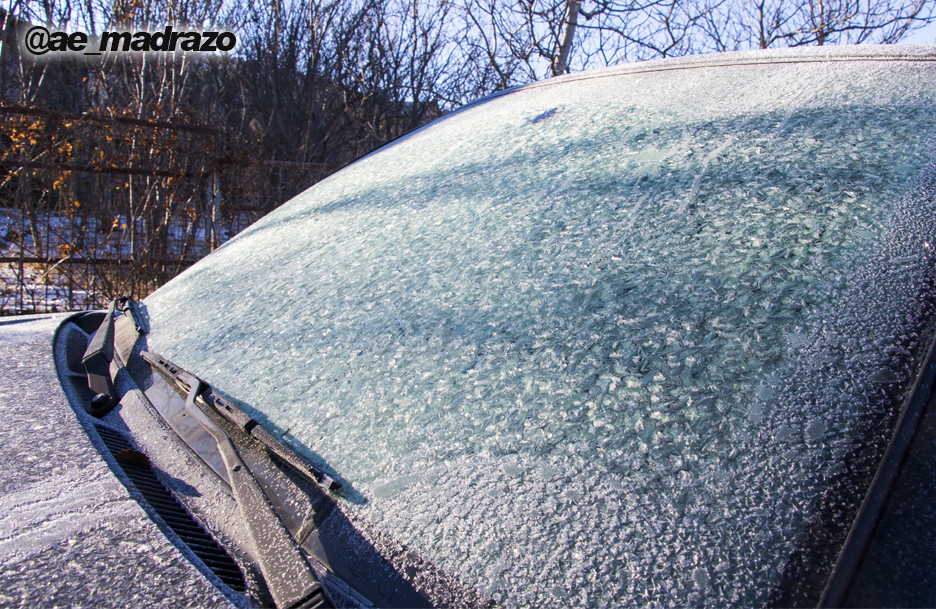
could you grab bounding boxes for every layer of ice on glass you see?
[146,50,936,607]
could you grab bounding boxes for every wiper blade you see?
[213,397,342,491]
[142,351,332,609]
[141,351,341,492]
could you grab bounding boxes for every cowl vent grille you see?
[94,424,246,593]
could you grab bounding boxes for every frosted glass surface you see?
[146,50,936,606]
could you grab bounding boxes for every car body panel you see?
[0,314,237,608]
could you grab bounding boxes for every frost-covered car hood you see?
[0,314,235,608]
[141,46,936,607]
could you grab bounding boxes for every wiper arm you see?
[82,296,146,417]
[142,351,331,609]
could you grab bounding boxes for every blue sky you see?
[900,20,936,44]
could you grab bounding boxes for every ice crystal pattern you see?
[146,54,936,607]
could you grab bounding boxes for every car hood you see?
[0,314,237,608]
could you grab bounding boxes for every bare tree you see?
[1,0,459,312]
[454,0,934,84]
[1,0,933,313]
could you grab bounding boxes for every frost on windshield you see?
[146,55,936,607]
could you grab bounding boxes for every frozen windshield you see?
[145,47,936,606]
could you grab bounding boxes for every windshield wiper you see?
[142,350,332,609]
[82,296,147,417]
[141,351,341,492]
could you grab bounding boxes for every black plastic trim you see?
[93,424,247,593]
[819,328,936,607]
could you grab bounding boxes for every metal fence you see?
[0,103,335,314]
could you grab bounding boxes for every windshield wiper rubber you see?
[141,351,342,493]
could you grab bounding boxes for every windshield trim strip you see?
[819,327,936,606]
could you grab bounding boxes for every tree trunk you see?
[553,0,580,76]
